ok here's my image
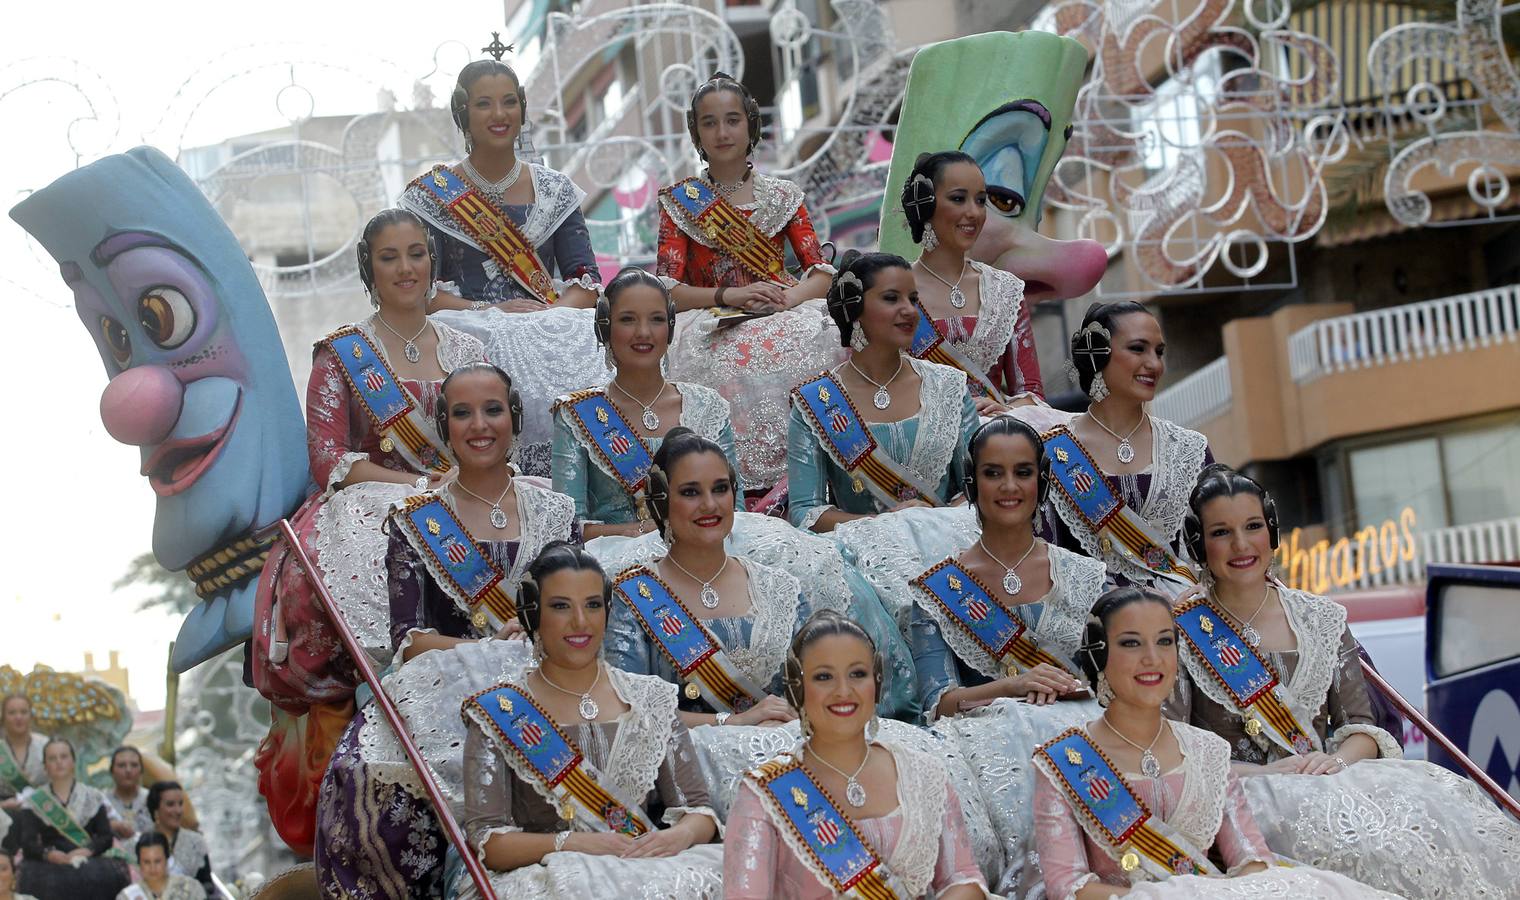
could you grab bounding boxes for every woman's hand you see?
[68,847,91,860]
[1296,751,1349,776]
[499,298,551,314]
[1006,664,1086,706]
[621,827,694,859]
[46,849,70,864]
[730,695,797,727]
[565,832,635,856]
[888,498,931,513]
[110,818,136,839]
[727,283,787,313]
[974,396,1010,417]
[493,620,526,641]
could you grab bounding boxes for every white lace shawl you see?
[170,827,209,880]
[555,381,731,489]
[319,315,486,492]
[914,544,1108,681]
[905,357,970,489]
[745,742,949,899]
[1034,722,1232,876]
[465,667,681,829]
[1049,416,1207,584]
[402,162,586,254]
[656,172,805,246]
[952,262,1025,375]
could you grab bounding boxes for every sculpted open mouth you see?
[141,398,239,497]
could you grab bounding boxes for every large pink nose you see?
[100,365,184,446]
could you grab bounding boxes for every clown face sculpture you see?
[880,31,1107,303]
[11,146,311,670]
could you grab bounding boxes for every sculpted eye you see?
[99,315,132,366]
[137,287,196,349]
[987,187,1026,217]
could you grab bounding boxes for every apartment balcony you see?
[1153,284,1520,463]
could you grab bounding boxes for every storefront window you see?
[1442,423,1520,525]
[1344,419,1520,533]
[1348,437,1448,530]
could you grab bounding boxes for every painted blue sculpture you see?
[10,146,312,670]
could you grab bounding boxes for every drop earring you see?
[922,223,939,252]
[1096,672,1114,707]
[849,328,868,352]
[1089,372,1110,403]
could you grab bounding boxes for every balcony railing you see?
[1330,516,1520,593]
[1152,356,1231,428]
[1288,284,1520,384]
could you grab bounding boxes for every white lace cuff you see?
[798,503,833,533]
[1330,723,1403,760]
[801,262,837,280]
[937,873,988,896]
[553,273,603,296]
[1226,855,1275,877]
[324,451,370,497]
[428,280,460,310]
[662,805,724,838]
[656,275,680,292]
[1060,871,1102,900]
[472,823,521,864]
[1008,391,1049,407]
[391,627,440,669]
[923,683,958,724]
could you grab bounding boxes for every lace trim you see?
[952,262,1024,375]
[884,743,949,899]
[905,358,967,490]
[1331,723,1403,760]
[511,480,578,593]
[172,827,210,878]
[401,163,586,254]
[662,804,723,837]
[797,502,832,532]
[1167,721,1232,851]
[552,272,602,295]
[554,382,729,489]
[601,668,681,808]
[656,173,804,247]
[723,560,802,688]
[836,505,978,629]
[313,480,420,661]
[1276,586,1347,734]
[1049,416,1206,584]
[324,450,370,495]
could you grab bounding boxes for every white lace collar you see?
[557,381,731,489]
[348,315,486,377]
[747,741,947,899]
[1049,416,1207,584]
[905,357,969,490]
[721,559,803,688]
[948,262,1025,375]
[913,543,1107,680]
[425,479,576,619]
[38,781,108,826]
[656,171,805,247]
[168,827,209,879]
[1033,722,1230,870]
[401,162,586,253]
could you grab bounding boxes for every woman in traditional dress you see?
[106,747,152,843]
[552,268,740,541]
[0,852,38,900]
[724,609,989,898]
[1031,587,1394,899]
[145,782,212,897]
[1169,464,1520,896]
[15,739,130,899]
[116,833,204,900]
[1040,302,1210,597]
[1,694,46,813]
[900,151,1043,416]
[592,427,920,722]
[787,251,979,533]
[251,208,486,852]
[455,542,723,899]
[313,361,577,899]
[401,54,606,477]
[658,72,843,493]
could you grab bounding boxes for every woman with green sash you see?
[1,695,46,813]
[1170,465,1520,896]
[455,542,723,899]
[1031,587,1392,898]
[786,251,978,533]
[15,739,129,899]
[724,610,988,899]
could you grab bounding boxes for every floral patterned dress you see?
[923,261,1043,403]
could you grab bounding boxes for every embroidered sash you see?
[1035,728,1220,882]
[414,165,559,304]
[390,495,516,634]
[322,326,451,475]
[1173,597,1320,757]
[663,176,793,285]
[0,740,32,795]
[1042,428,1196,587]
[911,558,1077,677]
[908,300,1006,403]
[747,755,909,900]
[790,373,941,511]
[612,566,762,713]
[25,787,92,849]
[464,683,653,836]
[553,389,655,515]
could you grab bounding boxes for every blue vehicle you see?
[1423,563,1520,801]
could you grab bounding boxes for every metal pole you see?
[161,640,179,767]
[263,519,500,900]
[1359,659,1520,819]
